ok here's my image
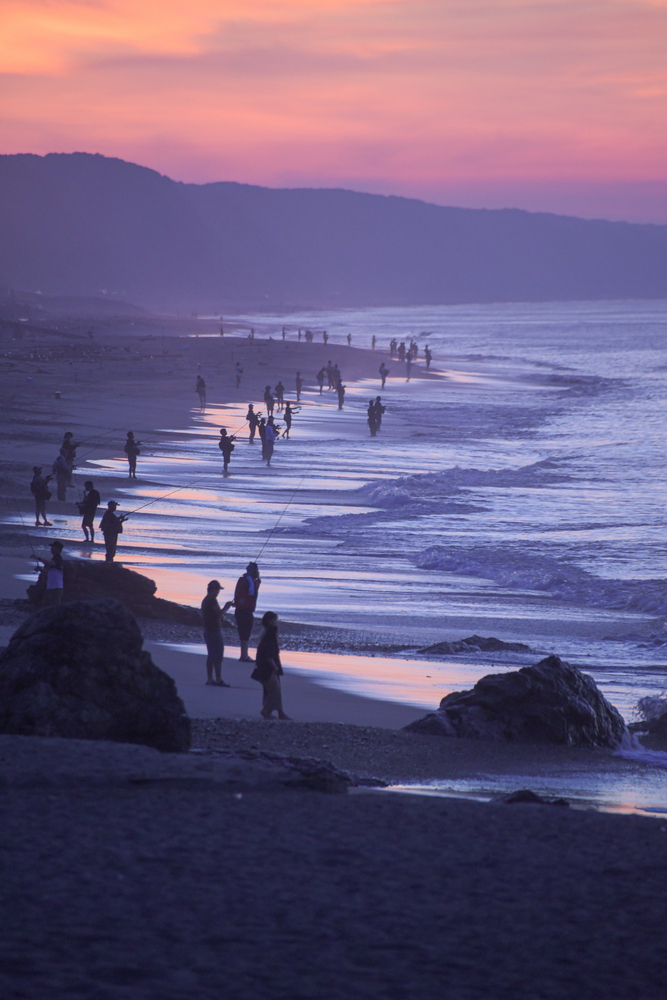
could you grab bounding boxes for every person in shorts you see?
[78,480,101,543]
[201,580,230,686]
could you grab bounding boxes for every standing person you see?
[347,333,352,347]
[282,401,298,439]
[406,357,412,382]
[36,540,65,606]
[124,432,141,479]
[323,331,328,345]
[61,432,78,486]
[316,367,325,394]
[372,335,376,350]
[78,480,101,543]
[264,385,275,416]
[201,580,230,687]
[398,342,406,362]
[295,372,303,402]
[52,451,69,501]
[234,562,261,662]
[218,429,235,475]
[30,467,52,526]
[337,382,346,410]
[235,361,243,387]
[220,323,224,336]
[275,381,285,411]
[196,375,207,408]
[251,611,290,720]
[258,417,267,459]
[326,361,334,389]
[298,330,302,342]
[282,326,286,341]
[246,403,259,443]
[100,501,127,563]
[373,396,385,431]
[367,400,378,437]
[424,345,432,369]
[265,417,277,466]
[379,362,389,388]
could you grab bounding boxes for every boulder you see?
[27,560,203,626]
[404,655,626,748]
[0,599,190,752]
[419,635,531,655]
[635,711,667,750]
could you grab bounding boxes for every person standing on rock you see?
[201,580,230,687]
[234,562,261,662]
[124,432,141,479]
[36,540,65,606]
[78,480,101,543]
[100,501,127,563]
[30,466,53,526]
[252,611,290,720]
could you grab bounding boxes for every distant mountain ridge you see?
[1,152,666,308]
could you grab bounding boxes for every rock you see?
[419,635,531,655]
[0,599,190,753]
[404,654,626,747]
[498,789,569,806]
[27,560,202,626]
[636,711,667,750]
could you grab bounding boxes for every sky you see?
[1,0,666,222]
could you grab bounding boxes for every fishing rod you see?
[18,511,40,569]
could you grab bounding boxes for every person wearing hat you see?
[200,580,231,687]
[36,540,65,605]
[99,500,128,563]
[233,562,261,662]
[30,466,52,526]
[77,480,101,543]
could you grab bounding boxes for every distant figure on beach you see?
[258,417,267,459]
[61,432,78,486]
[406,358,412,382]
[201,580,230,687]
[235,361,243,387]
[424,345,432,369]
[347,333,352,347]
[100,500,127,563]
[323,331,328,345]
[372,335,376,350]
[220,323,224,336]
[298,330,302,342]
[316,367,325,394]
[326,361,334,389]
[124,432,141,479]
[296,372,303,402]
[78,480,101,543]
[367,400,378,437]
[252,611,290,720]
[249,328,255,342]
[337,382,346,410]
[373,396,385,431]
[398,342,406,362]
[264,385,275,416]
[36,540,64,606]
[218,429,235,475]
[52,451,69,501]
[265,417,277,465]
[275,381,285,411]
[234,562,261,662]
[282,327,286,341]
[246,403,259,443]
[282,401,298,439]
[390,338,397,358]
[379,362,389,388]
[196,375,206,408]
[30,466,52,526]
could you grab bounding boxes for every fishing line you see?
[18,510,39,566]
[255,461,315,561]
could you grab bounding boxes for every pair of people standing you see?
[367,396,385,436]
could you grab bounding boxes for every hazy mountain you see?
[1,152,666,309]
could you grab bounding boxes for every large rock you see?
[0,599,190,752]
[27,560,203,626]
[419,635,531,655]
[404,655,626,748]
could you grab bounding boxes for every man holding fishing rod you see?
[99,500,129,563]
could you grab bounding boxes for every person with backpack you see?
[251,611,290,720]
[234,562,261,662]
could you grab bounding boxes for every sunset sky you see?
[1,0,666,221]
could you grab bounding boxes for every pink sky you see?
[1,0,666,221]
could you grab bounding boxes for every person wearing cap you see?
[233,562,261,662]
[200,580,231,687]
[99,500,127,563]
[77,480,101,543]
[30,466,53,526]
[36,540,65,605]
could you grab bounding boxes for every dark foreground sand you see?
[1,735,666,1000]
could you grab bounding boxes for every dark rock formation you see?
[419,635,531,655]
[0,599,190,752]
[404,655,626,747]
[498,789,569,807]
[27,560,203,626]
[635,712,667,750]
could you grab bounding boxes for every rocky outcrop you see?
[634,712,667,750]
[27,560,203,625]
[0,599,190,752]
[419,635,531,655]
[404,655,626,748]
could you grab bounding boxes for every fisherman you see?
[258,417,267,459]
[196,375,206,408]
[373,395,386,431]
[52,451,69,501]
[61,432,78,486]
[316,367,325,394]
[323,331,329,345]
[265,417,277,466]
[347,333,352,347]
[234,562,261,662]
[246,403,259,443]
[36,540,65,606]
[379,362,389,388]
[264,385,275,416]
[235,361,243,387]
[124,432,141,479]
[201,580,230,686]
[337,382,346,410]
[367,400,378,437]
[372,335,376,350]
[424,345,432,369]
[282,401,298,439]
[295,372,303,402]
[78,480,101,543]
[100,500,127,563]
[30,466,52,526]
[398,342,406,362]
[218,428,235,475]
[275,381,285,411]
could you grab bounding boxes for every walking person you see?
[52,451,69,501]
[234,562,261,662]
[218,428,235,475]
[379,362,389,388]
[30,466,52,526]
[265,417,277,465]
[36,540,65,606]
[295,372,303,402]
[201,580,230,686]
[246,404,259,443]
[77,480,101,543]
[196,375,207,408]
[373,396,385,431]
[100,500,127,563]
[264,385,275,416]
[316,367,325,394]
[367,400,378,437]
[337,382,346,410]
[124,432,141,479]
[251,611,290,720]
